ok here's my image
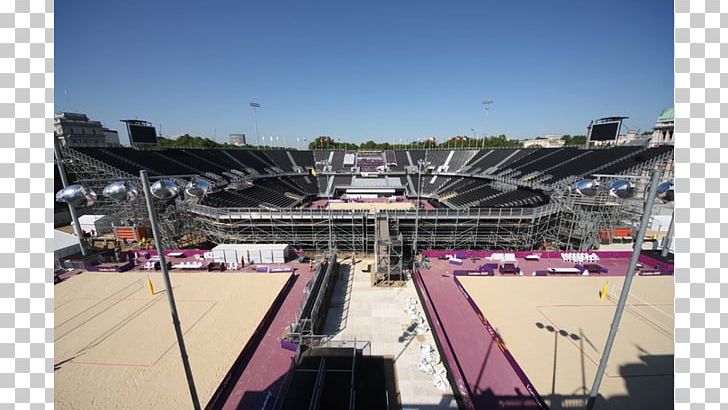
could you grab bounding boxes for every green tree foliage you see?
[561,135,587,145]
[157,134,228,148]
[440,134,521,148]
[309,136,333,149]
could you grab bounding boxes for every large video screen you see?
[128,124,158,144]
[590,122,620,141]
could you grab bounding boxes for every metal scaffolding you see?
[58,145,674,255]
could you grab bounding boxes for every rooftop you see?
[656,106,674,123]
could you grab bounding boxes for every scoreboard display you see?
[123,120,158,144]
[589,121,620,141]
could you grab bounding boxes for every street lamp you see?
[481,100,494,149]
[250,102,261,148]
[413,159,431,253]
[56,173,207,410]
[585,169,671,410]
[54,137,90,255]
[139,170,202,410]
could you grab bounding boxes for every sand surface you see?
[55,271,290,409]
[458,276,673,409]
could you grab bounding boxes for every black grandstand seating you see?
[596,145,673,176]
[225,150,273,173]
[66,145,672,210]
[261,150,295,172]
[447,184,500,207]
[394,151,410,169]
[473,149,519,173]
[447,150,477,172]
[288,150,315,169]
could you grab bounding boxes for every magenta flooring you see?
[415,266,547,409]
[415,250,673,409]
[422,250,673,278]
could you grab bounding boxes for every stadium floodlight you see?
[413,159,432,253]
[481,100,494,149]
[102,181,139,203]
[656,180,674,203]
[184,179,210,199]
[250,102,261,147]
[140,170,201,409]
[55,184,98,208]
[607,179,636,199]
[571,178,600,196]
[150,179,180,200]
[586,170,663,410]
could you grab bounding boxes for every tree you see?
[360,140,378,150]
[309,136,334,149]
[157,134,228,148]
[562,135,587,146]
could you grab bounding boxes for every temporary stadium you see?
[54,143,675,410]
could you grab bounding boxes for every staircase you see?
[61,146,136,180]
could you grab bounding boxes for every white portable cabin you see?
[210,244,291,264]
[54,230,81,261]
[78,214,105,236]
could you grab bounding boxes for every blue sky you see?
[56,0,673,146]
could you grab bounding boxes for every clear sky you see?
[56,0,673,146]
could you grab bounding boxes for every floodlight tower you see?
[53,137,88,255]
[413,159,431,253]
[55,173,209,410]
[481,100,494,149]
[250,102,261,147]
[585,170,671,410]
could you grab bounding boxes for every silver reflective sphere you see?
[608,179,636,199]
[150,179,179,200]
[573,178,600,196]
[102,181,139,202]
[656,181,674,202]
[184,179,210,198]
[55,184,97,207]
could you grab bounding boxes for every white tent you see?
[55,230,81,261]
[210,244,291,264]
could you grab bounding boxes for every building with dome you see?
[649,106,674,147]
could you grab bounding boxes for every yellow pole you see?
[599,283,608,301]
[147,275,155,296]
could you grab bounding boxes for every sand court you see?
[458,276,673,409]
[55,270,292,409]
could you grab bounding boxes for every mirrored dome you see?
[103,181,139,202]
[607,179,636,199]
[150,179,179,200]
[55,184,97,207]
[184,179,210,198]
[656,181,674,202]
[573,179,600,196]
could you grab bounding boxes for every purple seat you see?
[582,264,604,274]
[499,263,519,275]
